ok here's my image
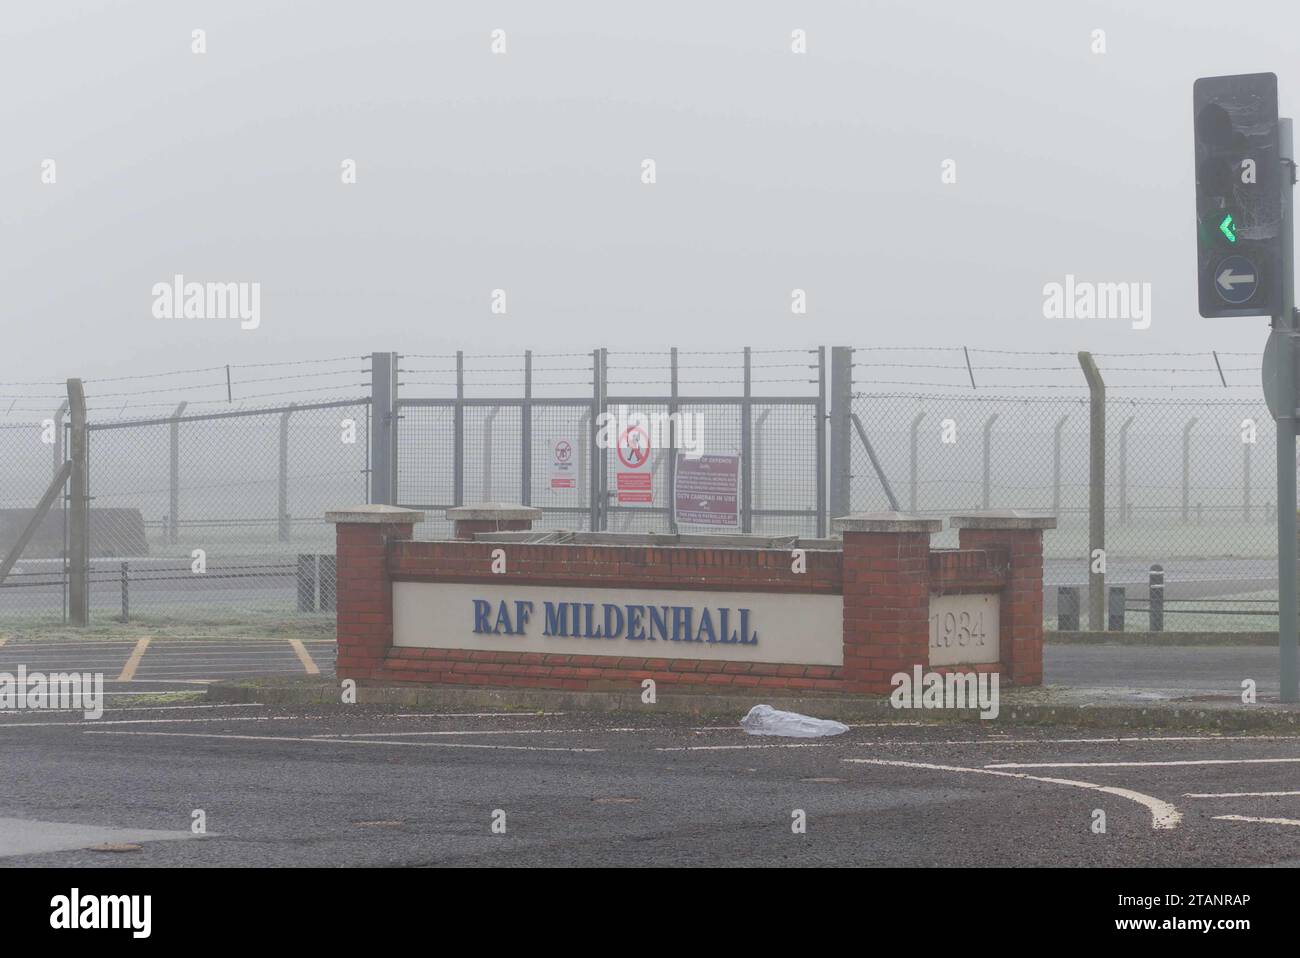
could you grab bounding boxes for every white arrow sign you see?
[1218,268,1257,290]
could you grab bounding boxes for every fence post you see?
[521,350,532,505]
[168,401,186,543]
[578,408,590,526]
[668,348,678,534]
[1052,414,1068,516]
[754,408,771,513]
[909,411,925,512]
[828,346,853,520]
[589,349,603,532]
[741,347,754,533]
[453,351,464,507]
[278,404,294,542]
[981,413,998,510]
[52,400,68,479]
[1078,352,1106,631]
[119,561,129,622]
[1119,415,1134,525]
[368,351,397,505]
[1181,417,1198,523]
[1243,425,1252,522]
[1149,564,1164,631]
[67,378,88,626]
[816,347,827,537]
[482,405,500,501]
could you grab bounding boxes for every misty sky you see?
[3,0,1300,388]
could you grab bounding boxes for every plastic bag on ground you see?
[739,704,849,738]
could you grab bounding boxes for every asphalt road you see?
[2,704,1300,866]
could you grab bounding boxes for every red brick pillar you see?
[951,512,1056,686]
[833,512,942,694]
[326,505,425,681]
[446,503,542,540]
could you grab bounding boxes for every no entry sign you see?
[615,425,653,503]
[550,438,575,491]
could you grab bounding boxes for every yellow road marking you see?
[116,638,151,682]
[288,639,320,675]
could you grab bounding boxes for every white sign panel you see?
[928,593,1000,666]
[549,438,576,491]
[394,581,843,666]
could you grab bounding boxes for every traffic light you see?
[1194,72,1281,317]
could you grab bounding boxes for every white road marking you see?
[986,758,1300,769]
[83,730,603,752]
[0,703,263,715]
[1186,791,1300,798]
[313,728,595,738]
[858,734,1300,747]
[845,758,1182,830]
[0,716,304,729]
[1214,814,1300,827]
[385,712,567,719]
[656,743,832,751]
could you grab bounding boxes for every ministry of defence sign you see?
[393,582,843,666]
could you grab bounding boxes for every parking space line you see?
[858,734,1300,747]
[986,758,1300,769]
[115,638,151,681]
[389,712,567,719]
[656,743,831,751]
[1214,814,1300,827]
[1186,790,1300,798]
[0,716,303,729]
[846,758,1182,829]
[83,730,603,752]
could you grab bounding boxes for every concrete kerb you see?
[203,679,1300,731]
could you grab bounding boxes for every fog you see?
[2,0,1298,384]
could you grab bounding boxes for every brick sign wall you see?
[327,505,1054,695]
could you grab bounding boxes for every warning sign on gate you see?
[615,424,653,504]
[673,453,739,527]
[550,438,576,490]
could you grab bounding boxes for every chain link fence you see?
[850,347,1286,631]
[1,346,1289,632]
[78,399,369,624]
[0,421,68,624]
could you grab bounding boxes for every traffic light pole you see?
[1275,117,1298,703]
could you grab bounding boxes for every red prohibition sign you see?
[554,440,572,463]
[617,425,650,469]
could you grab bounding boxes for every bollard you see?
[1108,586,1126,631]
[119,560,129,623]
[318,555,336,612]
[1058,586,1080,631]
[1149,565,1164,632]
[297,554,317,613]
